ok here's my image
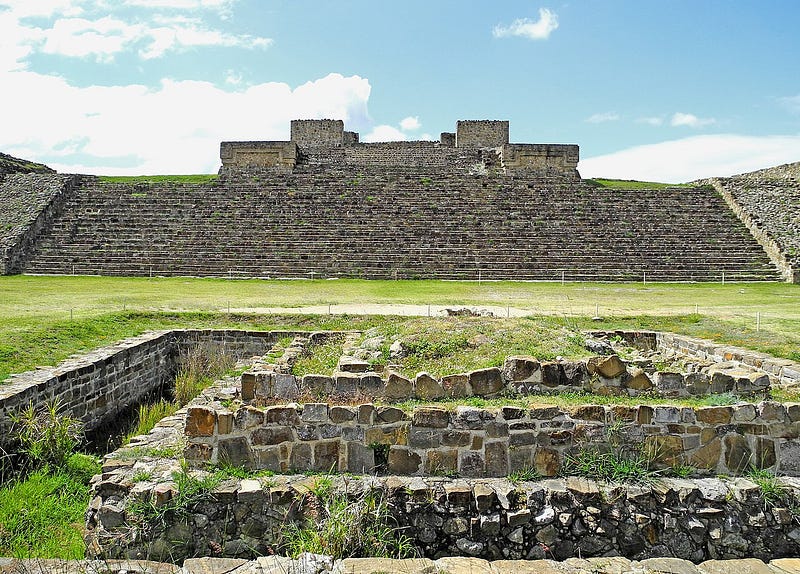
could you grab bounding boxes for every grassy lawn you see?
[1,275,798,381]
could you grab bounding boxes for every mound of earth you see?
[0,152,54,176]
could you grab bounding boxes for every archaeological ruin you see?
[0,119,797,282]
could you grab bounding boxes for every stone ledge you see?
[4,556,800,574]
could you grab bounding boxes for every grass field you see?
[1,275,798,382]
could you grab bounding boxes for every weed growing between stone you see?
[281,477,416,559]
[11,399,82,471]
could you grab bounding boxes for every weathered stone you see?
[698,558,772,574]
[301,374,332,396]
[313,441,340,471]
[338,557,437,574]
[491,560,564,574]
[654,371,686,395]
[454,406,495,429]
[240,373,256,401]
[590,355,627,378]
[426,449,457,476]
[289,443,312,470]
[387,447,421,474]
[437,556,491,572]
[469,367,504,396]
[690,437,722,470]
[485,441,509,476]
[439,373,471,398]
[301,403,328,423]
[644,434,684,466]
[251,426,293,445]
[184,557,249,574]
[329,406,356,423]
[459,451,485,477]
[503,355,541,383]
[216,410,233,435]
[333,371,359,396]
[412,406,450,428]
[264,406,300,426]
[540,362,563,387]
[696,406,733,425]
[640,557,702,574]
[358,373,384,396]
[273,373,299,400]
[441,429,471,447]
[217,437,251,466]
[185,406,215,437]
[779,440,800,473]
[627,368,653,390]
[414,371,445,400]
[534,448,560,476]
[408,428,441,449]
[724,434,752,473]
[385,370,413,399]
[376,406,406,423]
[571,405,606,422]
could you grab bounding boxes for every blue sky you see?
[1,1,799,181]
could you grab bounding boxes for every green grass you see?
[0,454,100,558]
[0,275,798,382]
[124,399,180,443]
[585,178,695,189]
[97,174,218,184]
[292,334,346,376]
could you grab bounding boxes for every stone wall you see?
[456,120,510,148]
[290,119,344,147]
[0,173,79,274]
[184,398,800,478]
[219,141,297,172]
[0,329,304,450]
[88,456,800,562]
[502,144,580,178]
[593,330,800,387]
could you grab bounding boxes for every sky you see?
[1,1,800,182]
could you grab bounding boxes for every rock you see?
[640,557,702,574]
[589,355,627,378]
[387,447,421,474]
[412,406,450,428]
[414,371,445,399]
[389,340,406,359]
[337,557,437,574]
[698,559,772,574]
[627,368,653,391]
[502,356,541,384]
[385,370,413,399]
[185,406,216,437]
[441,373,471,397]
[183,558,249,574]
[468,367,504,396]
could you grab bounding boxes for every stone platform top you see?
[5,555,800,574]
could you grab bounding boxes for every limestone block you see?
[337,557,437,574]
[698,559,772,574]
[491,560,565,574]
[185,406,215,437]
[540,362,563,387]
[414,371,444,400]
[459,451,485,477]
[183,557,249,574]
[234,406,264,430]
[333,372,359,397]
[441,373,471,397]
[218,437,252,467]
[358,373,384,397]
[273,373,299,400]
[640,557,702,574]
[329,405,356,423]
[425,449,457,476]
[376,406,405,423]
[436,556,493,573]
[385,370,413,399]
[346,442,375,474]
[301,374,333,397]
[696,406,733,424]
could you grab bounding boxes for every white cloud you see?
[670,112,716,128]
[585,112,619,124]
[362,125,408,143]
[493,8,558,40]
[399,116,421,131]
[579,134,800,183]
[0,70,373,174]
[637,116,664,126]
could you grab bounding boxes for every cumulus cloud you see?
[493,8,558,40]
[399,116,421,131]
[0,71,373,174]
[579,134,800,183]
[585,112,619,124]
[2,0,271,63]
[670,112,716,128]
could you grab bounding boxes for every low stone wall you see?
[593,330,800,387]
[0,329,305,450]
[184,398,800,477]
[87,458,800,563]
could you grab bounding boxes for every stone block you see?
[570,405,606,422]
[385,370,413,399]
[426,449,458,475]
[441,429,471,447]
[698,558,772,574]
[588,355,627,378]
[414,371,445,399]
[365,424,408,446]
[509,445,535,472]
[329,406,356,423]
[359,373,384,397]
[264,405,300,426]
[313,440,340,471]
[696,406,733,424]
[217,410,234,435]
[654,372,686,395]
[689,437,721,470]
[409,428,441,449]
[347,442,375,473]
[540,362,563,387]
[454,406,495,429]
[185,406,215,437]
[534,447,560,476]
[184,443,212,462]
[333,372,359,397]
[218,437,252,467]
[459,451,485,477]
[337,356,370,373]
[301,403,328,423]
[241,372,256,401]
[253,447,281,471]
[780,440,800,474]
[562,361,588,385]
[485,441,509,476]
[469,367,504,396]
[441,373,471,397]
[357,403,375,424]
[503,355,541,383]
[301,374,333,397]
[627,368,653,391]
[724,434,752,473]
[289,443,312,471]
[252,426,293,445]
[388,447,421,474]
[376,406,405,423]
[644,434,684,466]
[273,373,299,400]
[412,406,450,428]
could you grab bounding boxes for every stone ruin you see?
[219,119,581,178]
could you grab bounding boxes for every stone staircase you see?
[20,167,782,281]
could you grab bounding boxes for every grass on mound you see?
[97,174,218,184]
[584,178,695,189]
